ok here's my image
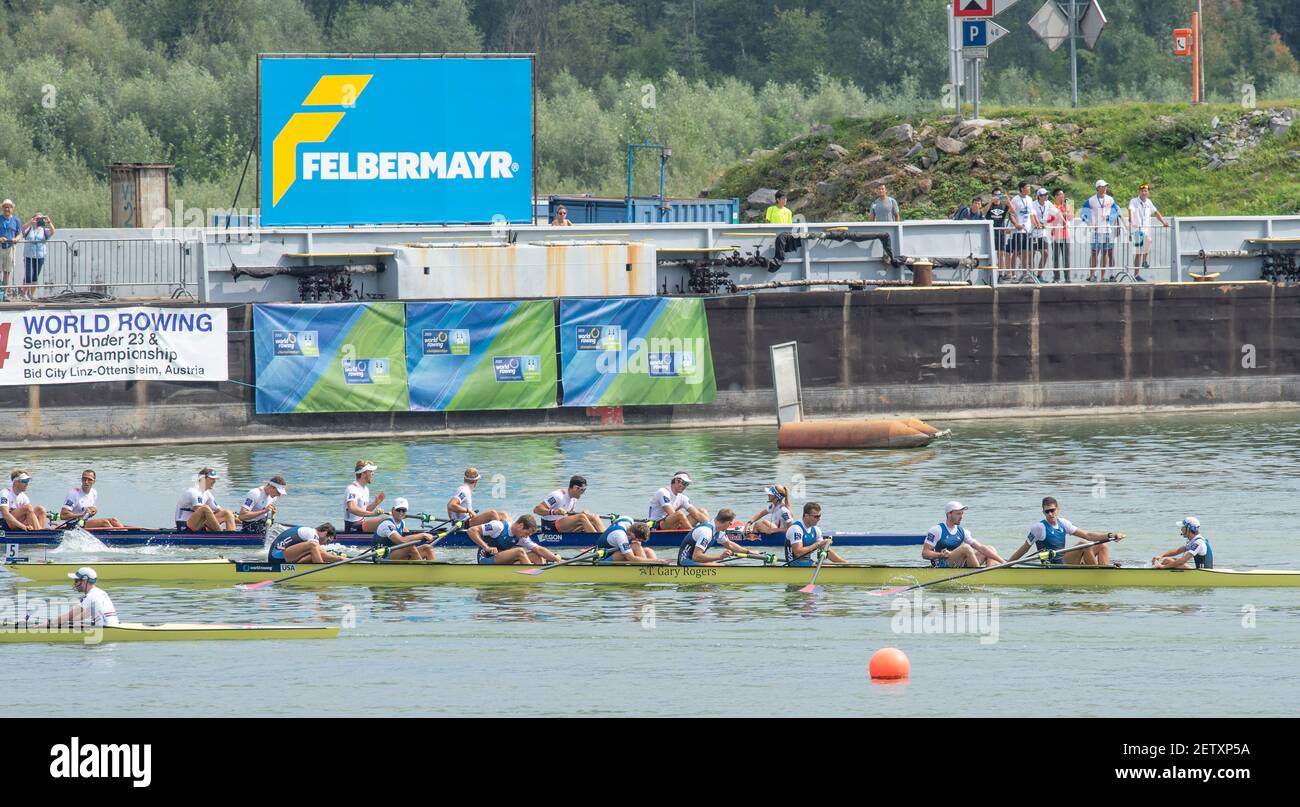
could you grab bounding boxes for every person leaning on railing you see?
[19,212,54,302]
[1127,184,1168,283]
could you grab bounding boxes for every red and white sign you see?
[954,0,993,17]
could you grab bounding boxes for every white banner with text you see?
[0,307,228,385]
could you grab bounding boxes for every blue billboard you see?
[258,55,534,226]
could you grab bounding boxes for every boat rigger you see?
[4,558,1298,588]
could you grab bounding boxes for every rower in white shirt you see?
[533,475,603,533]
[1,469,48,530]
[468,513,561,565]
[239,475,286,533]
[647,472,708,531]
[920,501,1003,568]
[174,467,237,532]
[344,460,387,534]
[57,468,125,529]
[49,567,119,627]
[1151,517,1213,570]
[446,468,505,528]
[743,484,793,535]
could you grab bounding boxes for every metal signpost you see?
[955,1,1013,120]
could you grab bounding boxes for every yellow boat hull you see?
[0,622,339,643]
[5,559,1300,588]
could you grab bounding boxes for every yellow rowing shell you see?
[0,622,339,643]
[4,559,1300,588]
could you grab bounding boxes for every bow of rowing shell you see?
[4,559,1299,588]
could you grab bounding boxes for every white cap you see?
[1037,187,1049,195]
[356,463,377,474]
[765,485,784,499]
[1,199,13,207]
[672,472,693,484]
[68,566,97,582]
[270,480,287,495]
[1177,516,1201,532]
[1095,179,1108,188]
[392,497,410,511]
[945,500,967,514]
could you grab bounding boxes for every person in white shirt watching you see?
[1126,183,1168,282]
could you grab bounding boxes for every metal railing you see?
[990,221,1173,285]
[2,238,197,302]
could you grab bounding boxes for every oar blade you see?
[236,580,274,592]
[798,582,825,595]
[868,585,910,598]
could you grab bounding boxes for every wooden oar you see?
[238,522,462,590]
[798,548,830,594]
[516,547,597,576]
[868,536,1122,597]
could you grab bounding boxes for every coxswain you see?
[447,468,505,528]
[784,502,848,566]
[468,513,561,565]
[239,475,286,534]
[648,472,708,531]
[533,475,604,533]
[921,501,1004,568]
[677,508,766,566]
[1151,517,1213,569]
[344,460,387,534]
[57,469,124,529]
[743,484,793,535]
[373,498,436,560]
[1,469,47,530]
[174,467,237,532]
[1006,496,1125,566]
[49,567,119,627]
[268,523,344,564]
[595,516,663,563]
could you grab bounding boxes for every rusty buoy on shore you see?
[777,418,945,450]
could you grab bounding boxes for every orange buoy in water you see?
[869,647,911,680]
[777,418,942,450]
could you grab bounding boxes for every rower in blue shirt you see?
[677,509,768,566]
[921,501,1004,568]
[1006,496,1125,566]
[784,502,847,567]
[268,523,344,564]
[595,517,664,563]
[1151,517,1213,569]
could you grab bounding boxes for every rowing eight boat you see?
[1,527,923,549]
[0,622,339,643]
[4,559,1298,588]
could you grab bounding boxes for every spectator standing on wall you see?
[1127,183,1167,282]
[869,184,899,222]
[1031,188,1058,282]
[1050,188,1075,283]
[954,197,985,220]
[765,190,793,225]
[551,205,573,226]
[20,213,54,301]
[0,199,20,300]
[1007,181,1038,281]
[986,188,1010,270]
[1081,180,1120,282]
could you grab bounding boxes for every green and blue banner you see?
[254,302,409,414]
[559,298,716,406]
[405,300,556,411]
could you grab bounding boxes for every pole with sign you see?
[956,3,1010,120]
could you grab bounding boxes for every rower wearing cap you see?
[58,469,124,529]
[49,567,119,627]
[1006,496,1125,566]
[595,516,663,563]
[344,460,387,534]
[174,467,236,532]
[468,514,561,565]
[921,501,1004,568]
[534,475,604,533]
[239,475,286,534]
[743,484,793,535]
[648,472,708,531]
[785,502,848,566]
[268,523,344,564]
[1,469,48,530]
[374,498,437,560]
[677,508,763,566]
[447,468,504,528]
[1152,517,1213,569]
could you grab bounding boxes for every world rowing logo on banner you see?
[647,351,697,378]
[493,355,541,382]
[272,330,319,357]
[576,326,603,351]
[422,329,471,356]
[342,358,390,384]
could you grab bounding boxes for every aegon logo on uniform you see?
[300,151,515,181]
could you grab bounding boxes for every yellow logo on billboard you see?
[271,75,372,206]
